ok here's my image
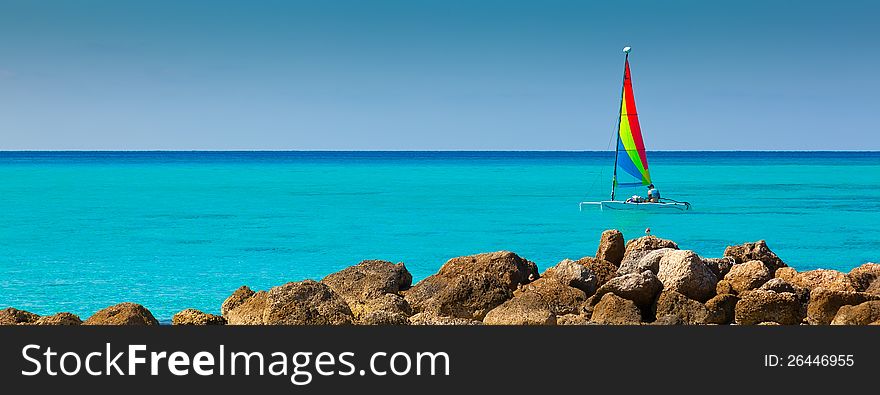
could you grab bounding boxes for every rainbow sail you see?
[613,54,652,190]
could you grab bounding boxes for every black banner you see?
[1,326,876,393]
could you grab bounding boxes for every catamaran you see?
[580,47,690,211]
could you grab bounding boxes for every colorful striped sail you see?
[614,55,652,188]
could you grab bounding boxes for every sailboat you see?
[580,47,690,211]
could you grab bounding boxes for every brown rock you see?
[84,303,159,326]
[734,290,802,325]
[789,269,856,292]
[831,301,880,325]
[722,260,772,294]
[575,257,618,288]
[618,248,674,276]
[322,260,413,323]
[703,257,736,280]
[172,309,225,325]
[226,291,268,325]
[0,307,40,325]
[595,229,625,266]
[404,251,538,320]
[263,280,353,325]
[483,293,556,325]
[221,286,255,317]
[657,250,718,302]
[357,294,412,325]
[408,312,483,325]
[775,267,797,282]
[716,280,735,295]
[623,235,679,260]
[542,259,598,296]
[723,240,786,274]
[759,278,797,294]
[514,277,588,316]
[806,288,880,325]
[556,313,591,325]
[33,312,82,326]
[847,263,880,293]
[654,290,709,325]
[704,294,739,324]
[590,270,662,310]
[591,293,642,325]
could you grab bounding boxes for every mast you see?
[611,48,630,201]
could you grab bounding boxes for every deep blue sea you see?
[1,151,878,320]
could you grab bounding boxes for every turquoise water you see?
[1,151,878,320]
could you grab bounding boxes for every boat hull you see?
[580,201,690,211]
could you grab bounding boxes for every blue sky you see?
[0,0,877,150]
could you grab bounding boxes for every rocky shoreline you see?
[3,230,880,326]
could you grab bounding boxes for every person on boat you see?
[625,195,645,203]
[647,184,660,203]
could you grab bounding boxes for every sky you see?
[0,0,878,150]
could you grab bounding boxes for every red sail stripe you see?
[623,59,649,171]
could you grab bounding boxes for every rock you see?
[617,248,674,276]
[172,309,225,325]
[847,263,880,293]
[704,294,739,324]
[513,277,588,316]
[723,240,786,274]
[591,293,642,325]
[595,229,625,266]
[0,307,40,325]
[357,294,412,325]
[657,250,718,302]
[575,257,619,288]
[703,257,736,280]
[654,290,709,325]
[590,270,662,310]
[83,303,159,326]
[716,280,735,295]
[775,267,797,282]
[226,291,268,325]
[831,301,880,325]
[758,322,781,325]
[263,280,353,325]
[734,290,802,325]
[623,236,679,260]
[806,288,880,325]
[221,286,256,317]
[789,269,856,292]
[759,278,797,294]
[543,259,598,296]
[322,260,412,301]
[408,311,483,325]
[868,281,880,296]
[33,312,82,326]
[556,313,590,325]
[483,294,556,325]
[404,251,538,320]
[722,260,772,294]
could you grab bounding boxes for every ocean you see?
[1,151,878,320]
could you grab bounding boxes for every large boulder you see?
[657,250,718,302]
[623,236,679,260]
[831,301,880,325]
[404,251,538,320]
[33,312,82,326]
[221,286,256,317]
[0,307,40,325]
[595,229,625,266]
[617,248,674,276]
[590,270,662,310]
[788,269,856,292]
[759,278,797,294]
[513,277,588,316]
[653,290,709,325]
[263,280,353,325]
[721,260,772,294]
[483,293,557,325]
[703,257,736,280]
[322,260,412,322]
[775,267,798,283]
[357,294,412,325]
[172,309,225,325]
[806,288,880,325]
[575,257,618,288]
[704,294,739,324]
[723,240,786,274]
[226,291,268,325]
[591,293,642,325]
[84,303,159,326]
[734,290,802,325]
[847,263,880,293]
[542,259,598,296]
[408,312,483,325]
